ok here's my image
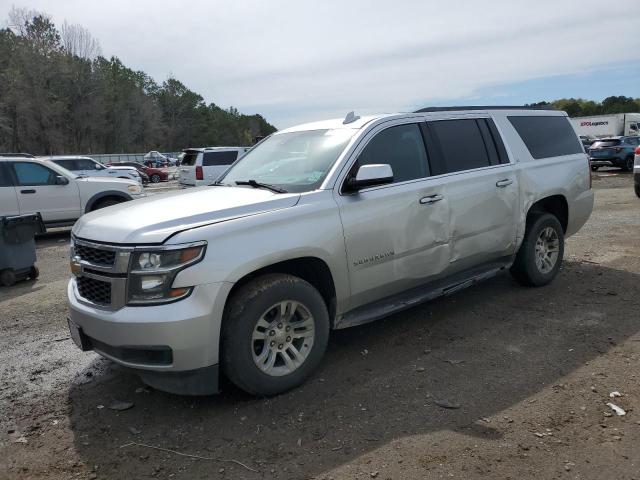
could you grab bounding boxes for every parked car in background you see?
[107,161,171,184]
[44,156,143,183]
[588,136,640,171]
[634,146,640,198]
[144,151,177,167]
[179,147,249,187]
[66,107,593,396]
[0,157,144,227]
[579,135,595,149]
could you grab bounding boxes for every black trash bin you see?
[0,213,46,286]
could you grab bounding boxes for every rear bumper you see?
[589,156,625,167]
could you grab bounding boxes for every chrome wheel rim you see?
[535,226,560,274]
[251,300,315,377]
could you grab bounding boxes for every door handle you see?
[419,194,443,205]
[496,179,513,188]
[20,189,36,194]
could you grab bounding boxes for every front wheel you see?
[221,274,330,396]
[92,198,123,211]
[510,213,564,287]
[151,174,161,183]
[591,165,599,172]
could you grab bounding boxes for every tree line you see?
[0,8,276,155]
[528,96,640,118]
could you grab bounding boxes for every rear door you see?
[0,162,19,216]
[179,150,200,186]
[423,117,518,273]
[10,161,81,223]
[201,150,239,185]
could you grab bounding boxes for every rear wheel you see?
[29,266,39,280]
[621,156,634,172]
[635,183,640,198]
[510,213,564,287]
[590,165,599,172]
[151,174,161,183]
[221,274,330,396]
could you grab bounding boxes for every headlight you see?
[128,184,142,194]
[127,242,206,305]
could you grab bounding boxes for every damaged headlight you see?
[127,242,206,305]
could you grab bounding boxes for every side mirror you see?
[95,163,105,170]
[55,175,69,185]
[346,164,393,192]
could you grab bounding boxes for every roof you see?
[40,155,94,160]
[278,115,387,134]
[414,105,557,113]
[183,146,247,152]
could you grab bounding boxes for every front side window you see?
[12,162,58,186]
[54,159,77,170]
[354,123,429,183]
[76,159,98,170]
[220,129,356,193]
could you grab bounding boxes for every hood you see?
[73,186,301,244]
[76,176,138,186]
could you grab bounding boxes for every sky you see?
[2,0,640,128]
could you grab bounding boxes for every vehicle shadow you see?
[67,262,640,479]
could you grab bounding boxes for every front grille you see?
[77,276,111,306]
[75,244,116,266]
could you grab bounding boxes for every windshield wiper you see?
[235,180,287,193]
[209,181,231,187]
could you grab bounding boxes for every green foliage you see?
[0,13,276,154]
[528,96,640,117]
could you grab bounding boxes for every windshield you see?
[219,129,356,193]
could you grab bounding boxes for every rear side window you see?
[181,151,199,166]
[54,159,77,170]
[203,151,238,167]
[427,119,491,173]
[356,123,429,183]
[0,163,13,186]
[508,116,582,159]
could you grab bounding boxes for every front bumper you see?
[67,279,232,374]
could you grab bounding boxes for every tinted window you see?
[591,139,620,148]
[356,124,429,183]
[53,159,78,170]
[181,151,199,166]
[429,119,491,173]
[203,151,238,167]
[76,159,97,170]
[0,163,13,186]
[13,162,58,185]
[508,116,582,159]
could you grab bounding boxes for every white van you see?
[178,147,248,187]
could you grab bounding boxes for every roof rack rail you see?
[413,105,557,113]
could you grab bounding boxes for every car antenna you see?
[343,111,360,124]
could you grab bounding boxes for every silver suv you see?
[67,107,594,396]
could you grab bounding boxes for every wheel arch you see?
[225,256,337,326]
[84,191,132,213]
[526,194,568,233]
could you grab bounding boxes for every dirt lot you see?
[1,172,639,480]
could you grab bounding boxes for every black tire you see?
[29,266,39,280]
[92,198,123,211]
[151,174,161,183]
[590,165,599,172]
[221,273,330,396]
[510,213,564,287]
[621,156,633,172]
[0,269,16,287]
[635,183,640,199]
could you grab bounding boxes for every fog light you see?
[141,275,165,290]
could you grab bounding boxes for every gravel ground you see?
[1,172,639,480]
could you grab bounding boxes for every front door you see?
[10,161,81,223]
[335,122,451,310]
